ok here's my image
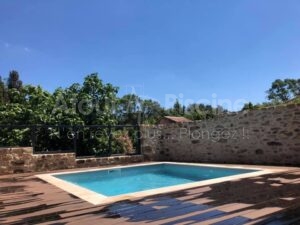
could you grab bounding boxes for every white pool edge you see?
[36,162,288,205]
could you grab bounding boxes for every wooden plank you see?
[0,167,300,224]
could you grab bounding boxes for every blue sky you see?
[1,0,300,110]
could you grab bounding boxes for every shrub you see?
[112,130,134,154]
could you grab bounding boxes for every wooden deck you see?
[1,166,300,225]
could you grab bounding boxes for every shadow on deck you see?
[1,168,300,224]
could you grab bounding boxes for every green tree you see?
[267,78,300,102]
[79,74,118,125]
[116,95,165,124]
[168,99,185,116]
[7,70,22,90]
[0,72,120,150]
[186,103,214,120]
[116,94,141,124]
[52,85,84,125]
[140,99,165,124]
[46,74,118,155]
[242,102,258,111]
[0,84,54,123]
[185,104,227,120]
[51,74,119,125]
[0,84,54,146]
[0,76,5,105]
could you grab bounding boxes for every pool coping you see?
[36,162,289,205]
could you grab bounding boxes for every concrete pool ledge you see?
[36,162,291,205]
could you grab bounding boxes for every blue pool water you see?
[55,163,257,197]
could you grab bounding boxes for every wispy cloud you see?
[0,40,32,54]
[0,40,10,48]
[24,47,30,52]
[4,42,10,48]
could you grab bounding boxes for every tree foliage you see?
[267,78,300,102]
[140,99,165,124]
[166,99,185,116]
[7,70,22,90]
[116,94,141,124]
[0,76,5,104]
[185,103,227,120]
[244,78,300,110]
[2,69,297,152]
[116,94,165,124]
[0,72,119,152]
[242,102,259,111]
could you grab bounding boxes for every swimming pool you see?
[55,163,257,197]
[37,162,273,205]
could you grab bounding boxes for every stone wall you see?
[0,147,77,174]
[141,104,300,166]
[1,104,299,174]
[33,153,76,172]
[141,125,164,161]
[0,147,34,174]
[0,147,144,174]
[76,155,144,168]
